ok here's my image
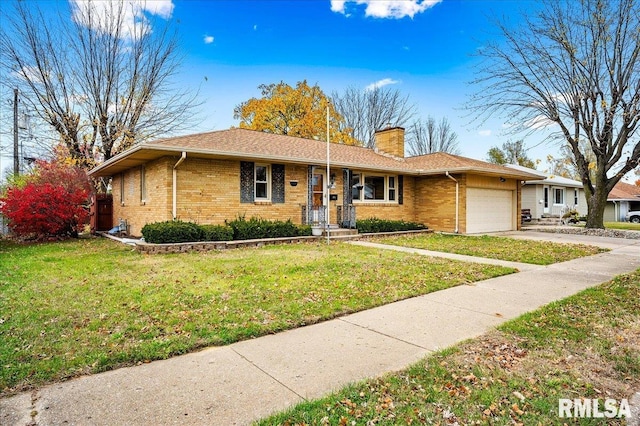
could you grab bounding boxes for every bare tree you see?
[406,116,460,156]
[0,0,200,169]
[469,0,640,229]
[332,85,416,148]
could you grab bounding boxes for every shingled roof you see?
[89,128,540,180]
[608,181,640,201]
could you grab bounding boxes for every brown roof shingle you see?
[608,181,640,200]
[89,128,541,180]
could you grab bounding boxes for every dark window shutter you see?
[272,164,285,203]
[398,175,404,205]
[240,161,254,203]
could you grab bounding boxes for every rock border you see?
[132,229,433,254]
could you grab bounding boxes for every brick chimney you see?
[374,127,405,158]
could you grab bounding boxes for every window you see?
[554,188,564,205]
[574,189,578,206]
[364,175,385,200]
[350,172,398,203]
[351,173,362,201]
[140,165,146,203]
[255,164,270,200]
[388,176,396,201]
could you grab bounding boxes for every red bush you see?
[0,160,91,239]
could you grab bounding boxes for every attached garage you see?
[466,188,515,233]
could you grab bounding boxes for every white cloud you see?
[204,35,214,44]
[70,0,175,39]
[478,129,492,137]
[331,0,441,19]
[330,0,346,13]
[365,78,400,91]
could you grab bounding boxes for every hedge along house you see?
[88,127,541,236]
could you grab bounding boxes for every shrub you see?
[0,159,92,240]
[1,182,89,239]
[200,224,233,241]
[141,220,204,244]
[356,217,427,234]
[297,225,312,236]
[226,216,302,240]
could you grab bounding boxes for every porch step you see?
[322,228,358,237]
[532,217,563,226]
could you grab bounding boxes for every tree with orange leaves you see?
[233,80,358,145]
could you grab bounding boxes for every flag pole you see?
[326,105,330,245]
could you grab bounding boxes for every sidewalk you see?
[2,232,639,425]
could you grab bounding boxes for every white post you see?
[326,106,330,244]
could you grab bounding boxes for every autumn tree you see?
[470,0,640,229]
[0,0,199,168]
[0,155,92,239]
[234,80,357,145]
[406,116,460,156]
[332,85,416,148]
[486,140,536,169]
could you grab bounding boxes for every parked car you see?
[626,211,640,223]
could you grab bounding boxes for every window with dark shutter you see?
[240,161,254,203]
[398,175,404,205]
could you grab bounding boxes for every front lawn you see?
[260,269,640,425]
[376,233,606,265]
[0,238,514,395]
[604,222,640,231]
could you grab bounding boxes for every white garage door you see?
[466,188,514,233]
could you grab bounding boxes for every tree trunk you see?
[585,185,608,229]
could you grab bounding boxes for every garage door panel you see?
[466,188,513,233]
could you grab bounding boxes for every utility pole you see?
[13,88,19,176]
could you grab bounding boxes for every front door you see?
[543,186,549,214]
[311,172,326,223]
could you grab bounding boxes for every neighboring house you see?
[605,181,640,222]
[505,164,588,219]
[88,127,541,236]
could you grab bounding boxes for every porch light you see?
[289,180,298,187]
[499,177,506,182]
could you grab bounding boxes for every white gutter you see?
[172,152,187,219]
[445,171,459,233]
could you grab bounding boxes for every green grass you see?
[604,222,640,231]
[376,233,606,265]
[259,270,640,425]
[0,237,514,395]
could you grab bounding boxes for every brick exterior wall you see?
[108,154,522,236]
[415,174,465,233]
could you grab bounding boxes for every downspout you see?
[172,152,187,220]
[445,171,459,233]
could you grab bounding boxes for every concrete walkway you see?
[2,232,639,425]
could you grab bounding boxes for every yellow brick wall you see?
[174,158,311,226]
[111,157,173,236]
[109,157,522,236]
[415,174,466,233]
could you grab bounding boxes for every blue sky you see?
[170,0,551,160]
[2,0,560,177]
